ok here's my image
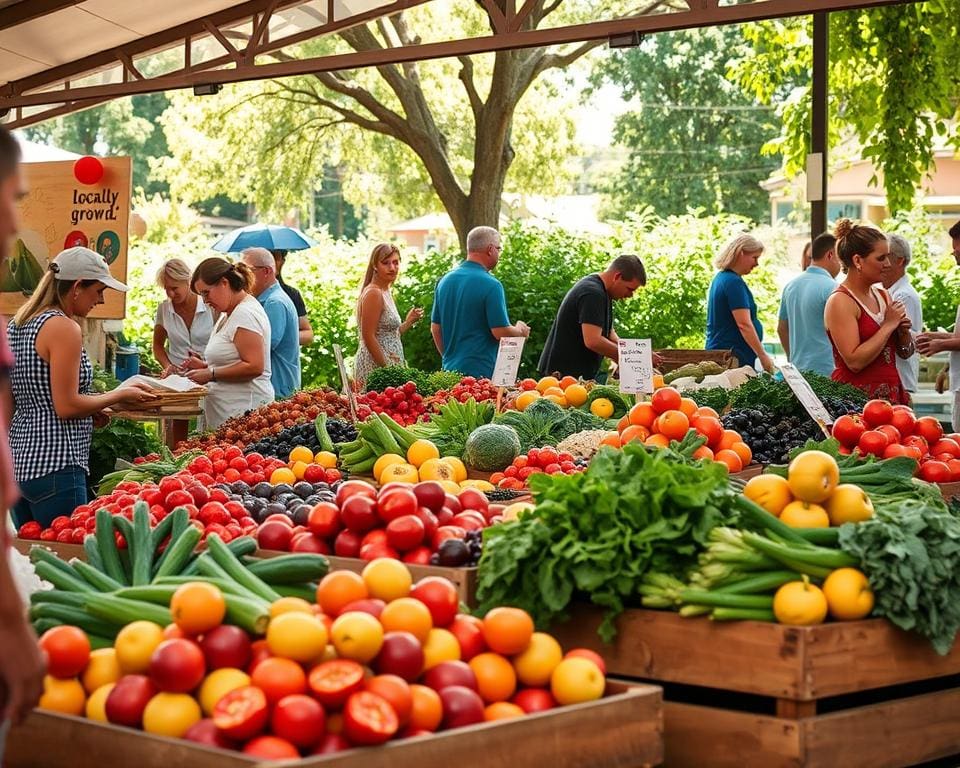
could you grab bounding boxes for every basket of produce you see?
[655,349,735,374]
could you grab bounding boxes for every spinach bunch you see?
[475,442,738,640]
[839,500,960,654]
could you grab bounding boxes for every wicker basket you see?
[654,348,736,374]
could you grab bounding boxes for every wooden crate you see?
[5,681,664,768]
[551,605,960,767]
[655,349,735,374]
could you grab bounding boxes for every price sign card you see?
[618,339,654,394]
[333,344,358,421]
[491,337,526,388]
[779,363,835,427]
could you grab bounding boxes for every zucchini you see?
[33,561,94,593]
[246,554,329,585]
[29,603,120,637]
[223,593,271,635]
[132,502,153,586]
[32,617,64,634]
[29,546,79,578]
[228,537,258,558]
[96,508,127,584]
[206,535,281,603]
[84,594,172,627]
[152,525,201,580]
[155,575,254,598]
[83,535,104,572]
[71,558,123,592]
[30,590,87,608]
[273,583,319,601]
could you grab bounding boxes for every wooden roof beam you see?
[0,0,83,32]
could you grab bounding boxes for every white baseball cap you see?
[50,247,128,292]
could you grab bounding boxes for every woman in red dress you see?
[824,219,914,404]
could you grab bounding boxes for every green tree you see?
[731,2,960,215]
[155,1,622,250]
[597,26,782,221]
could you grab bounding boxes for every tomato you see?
[439,685,485,729]
[336,480,378,506]
[186,484,210,506]
[903,435,929,457]
[511,687,557,713]
[830,414,866,450]
[158,476,184,496]
[200,625,251,671]
[444,494,462,514]
[410,577,459,627]
[106,674,158,727]
[920,460,951,484]
[385,514,426,551]
[257,521,294,552]
[377,488,419,523]
[292,532,331,553]
[343,691,399,745]
[458,488,488,514]
[915,416,944,445]
[308,659,366,708]
[947,458,960,481]
[212,686,269,740]
[312,733,351,755]
[857,430,888,458]
[271,694,326,748]
[862,399,893,428]
[149,639,206,693]
[39,626,90,678]
[243,735,300,759]
[413,482,446,513]
[931,438,960,458]
[402,547,433,566]
[432,525,466,550]
[165,489,194,510]
[224,445,242,461]
[876,424,901,446]
[890,408,917,438]
[341,495,379,533]
[449,614,486,661]
[451,511,486,531]
[184,717,238,750]
[18,520,42,539]
[883,443,908,459]
[334,529,363,558]
[365,675,412,726]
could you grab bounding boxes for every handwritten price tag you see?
[779,363,834,429]
[618,339,654,394]
[491,337,526,388]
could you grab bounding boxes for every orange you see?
[81,648,122,694]
[468,652,517,703]
[644,433,670,449]
[38,675,85,716]
[515,391,540,411]
[142,692,203,738]
[692,445,715,461]
[362,558,412,602]
[484,701,526,721]
[679,397,699,419]
[717,429,743,451]
[289,445,315,464]
[270,467,296,485]
[558,375,577,390]
[512,632,563,687]
[730,441,752,466]
[481,607,534,656]
[657,410,690,441]
[542,386,565,398]
[115,621,165,674]
[563,383,588,407]
[269,597,315,618]
[249,659,304,707]
[316,571,368,617]
[407,439,440,468]
[409,684,443,731]
[619,425,649,446]
[696,406,720,419]
[599,432,621,449]
[421,628,461,669]
[380,597,433,643]
[714,449,743,473]
[743,474,793,517]
[330,611,384,663]
[628,402,656,429]
[267,612,329,662]
[651,386,681,414]
[692,415,723,450]
[536,376,559,393]
[616,415,630,433]
[171,581,227,635]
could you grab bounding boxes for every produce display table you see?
[551,605,960,768]
[5,681,664,768]
[109,402,203,451]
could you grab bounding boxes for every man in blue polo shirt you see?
[777,232,841,376]
[431,226,530,378]
[242,247,301,398]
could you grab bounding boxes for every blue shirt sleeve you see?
[722,273,753,312]
[431,285,441,324]
[263,298,287,352]
[485,281,511,330]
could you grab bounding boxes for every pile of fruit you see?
[34,559,609,758]
[721,407,826,466]
[831,399,960,482]
[490,447,589,491]
[245,416,356,461]
[431,376,500,405]
[356,383,430,426]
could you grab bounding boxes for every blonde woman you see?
[6,247,157,527]
[152,257,215,376]
[353,243,423,387]
[706,233,774,372]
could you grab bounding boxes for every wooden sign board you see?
[6,158,131,319]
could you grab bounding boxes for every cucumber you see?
[149,507,179,552]
[71,558,123,592]
[206,535,281,603]
[155,574,255,597]
[29,603,120,638]
[29,590,87,608]
[33,561,94,593]
[32,617,64,634]
[95,508,127,584]
[273,583,319,601]
[223,593,271,635]
[29,546,79,578]
[132,502,153,586]
[228,537,258,558]
[84,594,172,627]
[88,634,115,650]
[152,525,201,580]
[83,535,104,572]
[196,553,237,582]
[114,585,179,605]
[246,554,329,584]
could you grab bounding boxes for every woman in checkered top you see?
[5,247,157,528]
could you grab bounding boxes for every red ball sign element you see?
[73,156,104,185]
[64,230,88,249]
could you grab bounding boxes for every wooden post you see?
[810,11,829,241]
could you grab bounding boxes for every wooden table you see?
[109,401,203,451]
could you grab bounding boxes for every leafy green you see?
[412,398,493,458]
[425,370,463,394]
[89,419,162,488]
[688,386,730,415]
[364,366,430,394]
[475,442,738,640]
[729,371,868,416]
[494,400,606,452]
[839,500,960,655]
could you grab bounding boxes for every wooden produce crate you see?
[655,349,735,374]
[5,681,664,768]
[551,605,960,768]
[939,480,960,502]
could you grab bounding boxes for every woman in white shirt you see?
[182,258,274,429]
[152,258,215,375]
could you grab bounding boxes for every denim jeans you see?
[12,465,90,529]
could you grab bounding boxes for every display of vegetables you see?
[493,398,606,454]
[490,447,589,490]
[244,414,356,460]
[727,371,868,414]
[356,382,430,426]
[412,397,495,459]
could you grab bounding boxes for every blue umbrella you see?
[212,223,318,253]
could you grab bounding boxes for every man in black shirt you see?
[272,249,314,347]
[538,254,649,380]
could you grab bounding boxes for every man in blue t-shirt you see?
[242,247,301,398]
[430,226,530,378]
[777,232,841,376]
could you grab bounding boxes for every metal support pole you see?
[809,11,829,241]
